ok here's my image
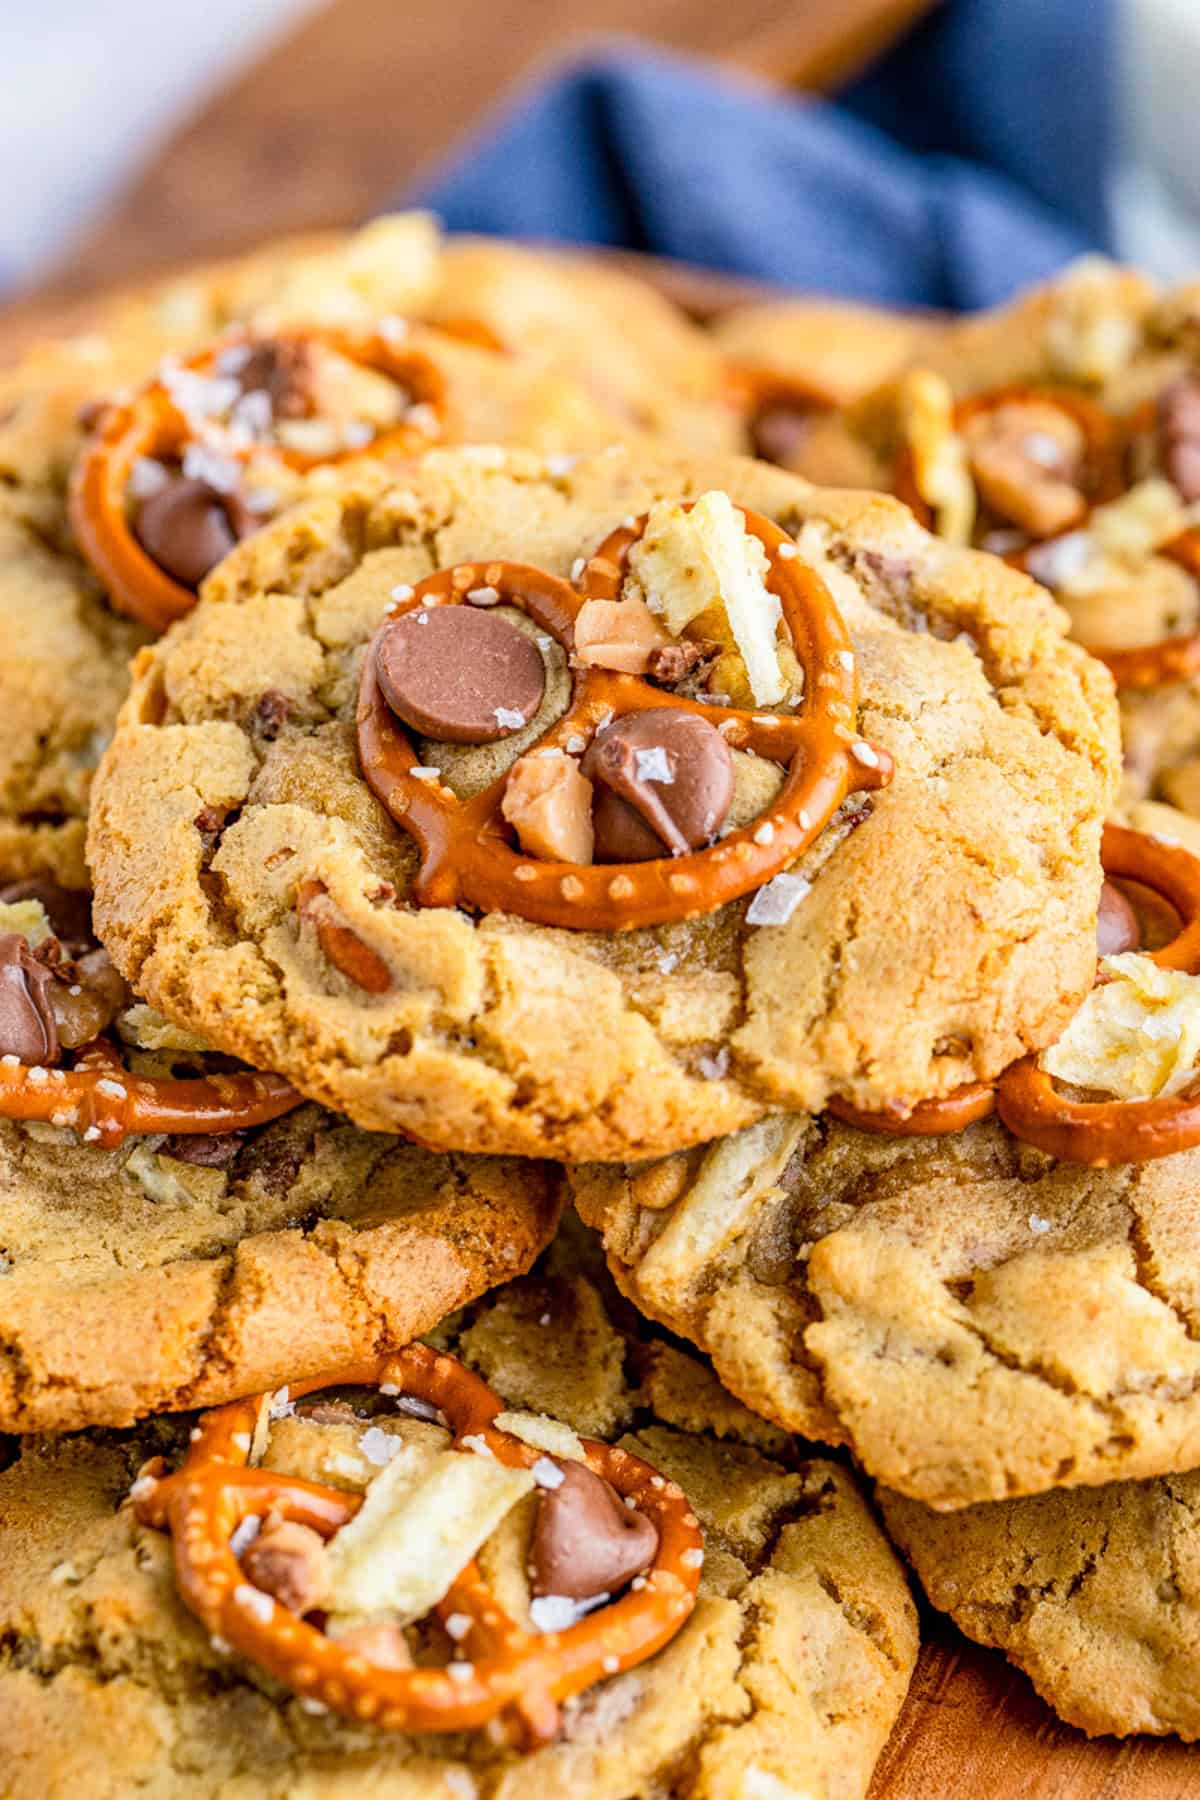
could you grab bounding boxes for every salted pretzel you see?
[727,363,836,463]
[995,823,1200,1166]
[827,1081,996,1137]
[897,383,1200,691]
[134,1342,703,1747]
[0,1035,300,1150]
[69,325,449,632]
[357,505,893,932]
[829,824,1200,1159]
[894,384,1124,531]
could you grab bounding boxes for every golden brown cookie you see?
[881,1472,1200,1739]
[713,297,935,470]
[0,1096,560,1435]
[0,872,558,1435]
[0,220,629,883]
[87,443,1117,1160]
[574,1108,1200,1510]
[783,259,1200,814]
[0,1255,917,1798]
[426,236,745,454]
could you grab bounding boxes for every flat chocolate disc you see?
[376,605,545,745]
[582,708,734,863]
[134,476,256,589]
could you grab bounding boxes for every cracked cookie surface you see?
[0,223,631,885]
[89,444,1117,1159]
[0,1251,917,1799]
[881,1469,1200,1738]
[0,1103,560,1434]
[574,1110,1200,1508]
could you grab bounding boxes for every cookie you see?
[0,874,560,1432]
[783,259,1200,810]
[87,442,1117,1159]
[713,298,934,469]
[0,1256,917,1798]
[0,1099,560,1436]
[881,1471,1200,1738]
[574,1106,1200,1509]
[426,236,744,454]
[0,223,627,883]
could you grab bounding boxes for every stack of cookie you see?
[1,219,1197,1794]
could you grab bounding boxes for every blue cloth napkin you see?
[413,1,1116,311]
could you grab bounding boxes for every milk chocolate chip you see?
[49,947,128,1049]
[1097,879,1140,957]
[752,402,814,467]
[376,605,545,744]
[1159,376,1200,502]
[530,1462,659,1602]
[134,475,257,589]
[582,709,734,862]
[0,934,58,1064]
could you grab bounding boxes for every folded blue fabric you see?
[412,7,1115,312]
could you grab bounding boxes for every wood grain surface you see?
[3,0,1198,1789]
[871,1626,1197,1798]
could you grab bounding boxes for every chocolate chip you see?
[645,639,716,688]
[251,689,292,739]
[0,881,93,955]
[238,339,319,421]
[581,710,734,863]
[751,402,814,467]
[0,933,59,1064]
[159,1131,247,1168]
[530,1462,659,1602]
[1158,377,1200,502]
[1097,880,1140,957]
[134,476,257,589]
[375,606,545,745]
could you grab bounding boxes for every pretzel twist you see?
[69,326,449,632]
[356,506,892,931]
[894,384,1124,530]
[827,1082,996,1136]
[0,1035,300,1148]
[995,823,1200,1165]
[897,384,1200,690]
[828,825,1200,1159]
[134,1343,703,1747]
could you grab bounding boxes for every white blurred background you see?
[0,0,318,292]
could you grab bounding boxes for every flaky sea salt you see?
[360,1426,402,1466]
[634,747,673,784]
[745,873,811,926]
[529,1593,609,1633]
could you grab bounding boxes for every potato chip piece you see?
[1041,952,1200,1100]
[628,491,785,705]
[325,1439,534,1627]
